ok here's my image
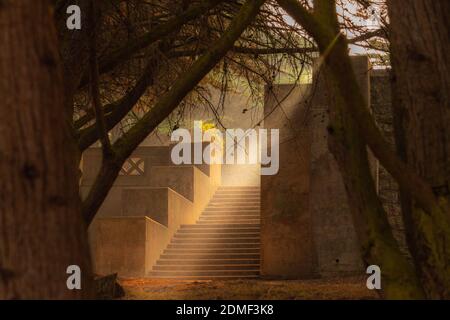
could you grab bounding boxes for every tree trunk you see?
[325,65,425,299]
[277,0,426,298]
[0,1,93,299]
[388,0,450,299]
[320,37,425,299]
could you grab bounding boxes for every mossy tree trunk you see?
[276,0,450,298]
[310,1,425,299]
[388,0,450,299]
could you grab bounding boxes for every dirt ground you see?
[119,276,379,300]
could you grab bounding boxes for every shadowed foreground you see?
[120,276,378,300]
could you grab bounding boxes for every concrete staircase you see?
[149,186,261,280]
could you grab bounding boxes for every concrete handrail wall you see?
[122,187,195,238]
[81,145,221,218]
[83,145,221,277]
[148,165,215,221]
[90,216,170,277]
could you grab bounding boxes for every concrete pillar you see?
[261,56,369,278]
[261,84,317,278]
[309,56,368,276]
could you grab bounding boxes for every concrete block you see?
[149,166,195,201]
[90,216,169,277]
[122,187,194,236]
[262,84,316,278]
[149,165,214,220]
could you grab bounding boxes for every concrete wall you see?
[309,57,368,277]
[142,87,264,187]
[122,187,194,237]
[81,145,221,219]
[83,144,221,277]
[261,84,316,278]
[90,217,169,277]
[81,146,171,217]
[90,187,197,277]
[90,186,197,277]
[148,165,214,219]
[261,56,370,278]
[221,164,260,186]
[370,69,408,256]
[142,86,264,145]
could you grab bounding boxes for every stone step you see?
[174,233,259,239]
[202,208,261,214]
[211,196,261,203]
[205,206,260,210]
[202,211,260,216]
[195,220,260,224]
[214,194,260,198]
[150,186,261,280]
[213,198,259,201]
[197,220,260,224]
[158,252,260,264]
[200,216,260,220]
[148,274,259,280]
[211,196,259,199]
[153,264,260,271]
[180,223,260,229]
[171,237,260,244]
[215,191,260,195]
[204,211,260,214]
[212,195,260,200]
[209,201,260,205]
[206,204,260,207]
[218,186,260,190]
[205,207,260,211]
[167,243,260,249]
[163,248,260,254]
[196,220,260,225]
[156,256,260,265]
[177,227,260,234]
[207,205,260,209]
[149,270,260,277]
[202,211,260,215]
[199,216,260,221]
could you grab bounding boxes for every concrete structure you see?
[149,186,261,279]
[83,144,221,277]
[81,145,220,218]
[261,56,370,278]
[370,69,407,255]
[83,55,400,280]
[142,87,263,187]
[90,216,169,277]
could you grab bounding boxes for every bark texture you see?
[388,0,450,298]
[0,1,93,299]
[277,0,426,298]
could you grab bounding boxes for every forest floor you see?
[119,276,378,300]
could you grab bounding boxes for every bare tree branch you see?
[88,0,113,158]
[78,0,224,87]
[81,0,267,224]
